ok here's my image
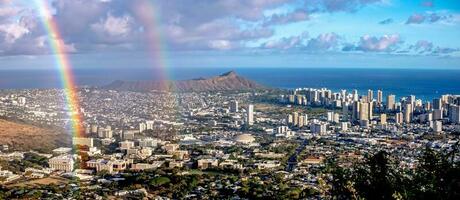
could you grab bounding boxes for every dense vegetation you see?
[324,147,460,200]
[1,148,459,199]
[0,153,48,173]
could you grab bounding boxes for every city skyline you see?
[0,1,459,199]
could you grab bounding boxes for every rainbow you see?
[132,0,174,90]
[34,0,83,138]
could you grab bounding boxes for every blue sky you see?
[0,0,459,69]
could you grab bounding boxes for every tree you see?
[149,176,170,187]
[411,147,460,200]
[352,151,401,199]
[324,148,460,200]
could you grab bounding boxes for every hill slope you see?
[0,119,71,152]
[105,71,266,92]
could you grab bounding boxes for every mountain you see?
[0,119,71,152]
[105,70,266,92]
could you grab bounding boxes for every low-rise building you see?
[49,155,74,172]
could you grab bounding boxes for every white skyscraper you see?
[352,90,358,101]
[387,95,395,111]
[377,90,383,105]
[367,89,373,102]
[230,101,239,113]
[247,104,254,126]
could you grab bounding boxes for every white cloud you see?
[208,40,233,50]
[0,23,29,43]
[91,14,134,37]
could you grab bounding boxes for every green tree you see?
[149,176,171,187]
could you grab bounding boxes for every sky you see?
[0,0,459,69]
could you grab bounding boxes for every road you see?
[286,139,309,172]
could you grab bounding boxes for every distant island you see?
[104,71,266,92]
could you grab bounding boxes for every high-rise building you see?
[341,90,347,100]
[359,102,369,121]
[288,95,295,104]
[286,114,293,125]
[380,114,387,125]
[420,113,433,123]
[139,122,146,133]
[367,89,373,102]
[247,104,254,126]
[298,115,305,127]
[449,105,460,124]
[433,98,442,110]
[432,121,442,133]
[387,95,395,111]
[433,109,443,120]
[333,113,340,123]
[327,112,334,122]
[340,122,348,131]
[311,123,327,134]
[296,95,303,105]
[230,101,238,113]
[342,102,349,121]
[424,102,431,111]
[368,102,373,120]
[293,112,299,126]
[377,90,383,104]
[408,95,416,105]
[352,101,360,121]
[395,112,403,124]
[403,103,412,123]
[352,90,358,101]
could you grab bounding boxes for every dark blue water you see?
[1,68,459,101]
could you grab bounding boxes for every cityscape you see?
[1,0,460,199]
[0,72,459,198]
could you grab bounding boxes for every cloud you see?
[305,32,340,51]
[432,47,459,55]
[421,1,434,7]
[261,33,307,50]
[163,19,274,51]
[378,18,393,25]
[90,13,140,44]
[406,13,425,24]
[91,14,134,37]
[0,23,29,43]
[260,32,340,52]
[401,40,459,56]
[0,0,457,58]
[305,0,385,13]
[263,9,309,26]
[0,0,296,55]
[0,6,22,21]
[208,40,235,50]
[411,40,433,53]
[405,12,453,24]
[343,34,401,52]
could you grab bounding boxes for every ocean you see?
[1,68,459,101]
